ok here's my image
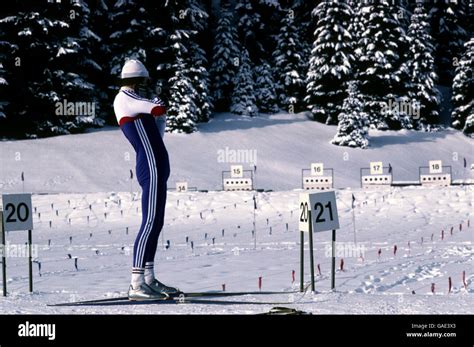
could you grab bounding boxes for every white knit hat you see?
[120,59,149,79]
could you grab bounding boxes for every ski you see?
[49,297,289,307]
[48,290,297,307]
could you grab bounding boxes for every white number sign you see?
[370,162,383,175]
[176,182,188,192]
[299,191,340,233]
[429,160,442,174]
[311,163,324,176]
[2,194,33,232]
[231,165,243,178]
[299,193,310,232]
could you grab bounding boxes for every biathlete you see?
[113,59,180,301]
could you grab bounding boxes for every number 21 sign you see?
[299,191,339,232]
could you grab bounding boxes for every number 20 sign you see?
[2,194,33,232]
[299,191,340,232]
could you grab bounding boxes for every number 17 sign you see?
[299,191,339,233]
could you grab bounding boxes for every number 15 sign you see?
[299,191,339,232]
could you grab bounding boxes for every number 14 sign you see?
[299,191,339,232]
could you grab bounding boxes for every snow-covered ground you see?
[0,112,472,193]
[0,112,472,314]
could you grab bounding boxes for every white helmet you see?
[120,59,149,79]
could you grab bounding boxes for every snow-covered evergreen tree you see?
[452,38,474,136]
[406,4,441,130]
[254,62,278,113]
[231,49,258,117]
[332,81,369,149]
[305,0,354,125]
[429,1,469,86]
[235,0,262,62]
[189,39,212,123]
[167,54,198,133]
[0,60,8,120]
[183,0,212,123]
[254,0,282,62]
[84,0,110,116]
[349,1,365,46]
[272,9,307,113]
[0,0,102,137]
[153,0,211,128]
[355,1,411,130]
[108,0,150,82]
[209,3,240,111]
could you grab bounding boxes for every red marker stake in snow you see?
[463,271,467,289]
[448,277,452,294]
[431,283,435,294]
[258,276,262,291]
[340,258,344,271]
[292,270,295,284]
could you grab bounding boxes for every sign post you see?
[299,193,309,292]
[299,191,340,292]
[1,211,6,297]
[300,228,304,292]
[332,229,336,290]
[28,229,33,292]
[1,193,34,295]
[307,210,315,292]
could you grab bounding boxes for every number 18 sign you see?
[299,191,339,232]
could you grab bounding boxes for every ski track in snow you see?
[0,187,472,314]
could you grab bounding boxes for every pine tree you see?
[355,1,411,130]
[231,49,258,117]
[0,0,102,137]
[452,38,473,136]
[108,0,150,81]
[406,4,441,130]
[209,3,240,111]
[167,54,198,133]
[272,9,307,113]
[331,81,369,149]
[84,0,110,118]
[152,0,211,128]
[189,39,212,122]
[429,1,468,86]
[305,0,354,125]
[254,0,282,63]
[254,62,278,113]
[0,59,8,120]
[183,0,212,123]
[235,0,262,62]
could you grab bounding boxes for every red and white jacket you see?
[113,86,167,136]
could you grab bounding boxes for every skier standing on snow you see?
[114,59,180,301]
